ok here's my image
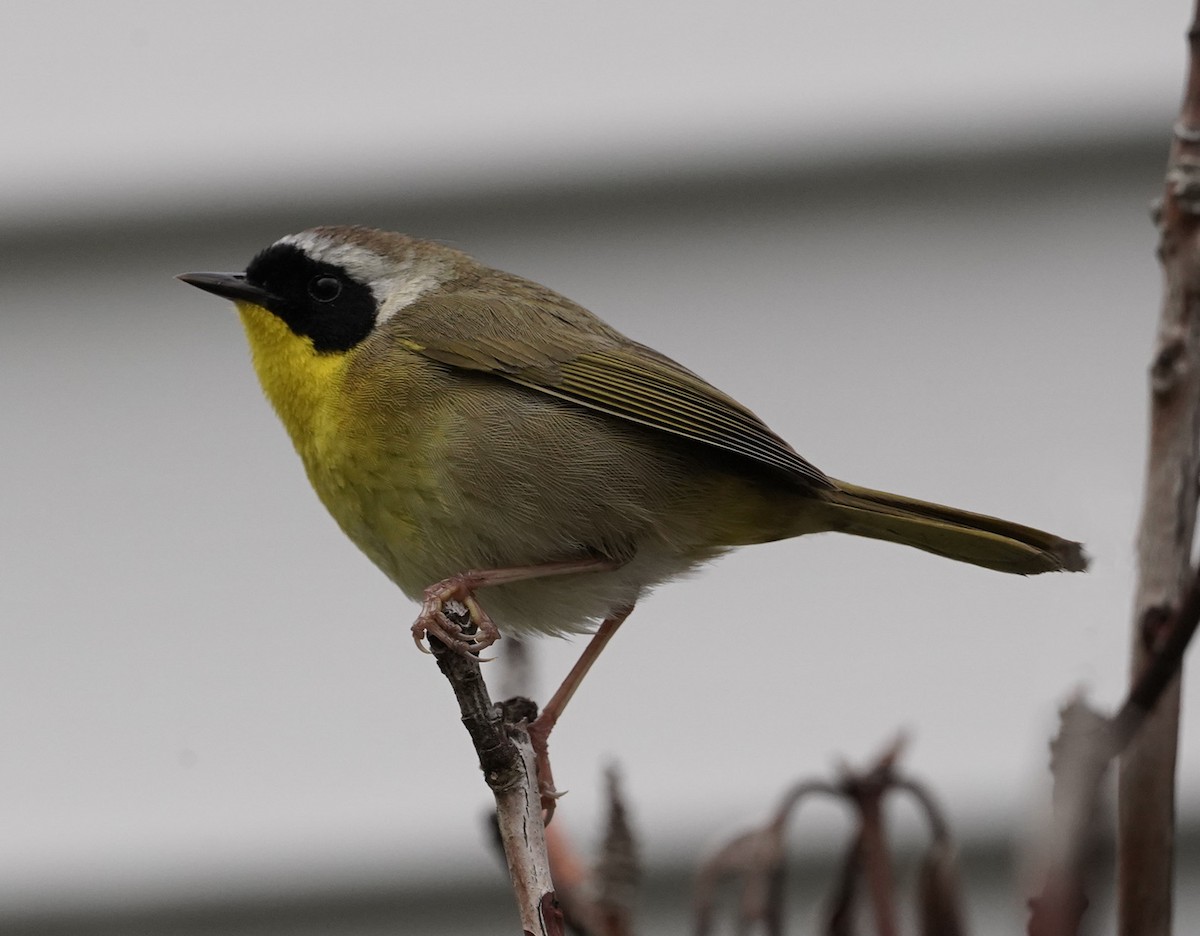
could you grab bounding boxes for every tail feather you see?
[817,480,1088,575]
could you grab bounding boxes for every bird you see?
[179,224,1086,776]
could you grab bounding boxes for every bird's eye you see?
[308,275,343,302]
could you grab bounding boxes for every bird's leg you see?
[528,604,634,822]
[412,557,619,657]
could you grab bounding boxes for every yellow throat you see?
[235,300,348,456]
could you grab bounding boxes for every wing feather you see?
[392,292,831,488]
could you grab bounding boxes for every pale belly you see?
[303,441,723,636]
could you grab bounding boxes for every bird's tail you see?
[813,480,1087,575]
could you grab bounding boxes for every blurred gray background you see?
[2,1,1197,933]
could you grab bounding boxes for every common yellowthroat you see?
[179,225,1085,679]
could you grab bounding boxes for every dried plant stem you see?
[1119,4,1200,933]
[857,783,898,936]
[430,609,563,936]
[1028,566,1200,936]
[693,739,953,936]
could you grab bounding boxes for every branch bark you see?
[1026,564,1200,936]
[430,608,563,936]
[1118,5,1200,933]
[691,738,949,936]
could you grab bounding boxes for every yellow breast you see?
[234,301,443,593]
[236,300,348,456]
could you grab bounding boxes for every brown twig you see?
[592,767,641,935]
[1028,564,1200,936]
[892,778,966,936]
[1027,699,1110,936]
[541,766,641,936]
[823,831,864,936]
[545,822,601,934]
[844,740,905,936]
[693,738,958,936]
[1113,566,1200,749]
[1119,3,1200,933]
[430,602,563,936]
[693,824,790,936]
[914,836,967,936]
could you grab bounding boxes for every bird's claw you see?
[410,576,502,658]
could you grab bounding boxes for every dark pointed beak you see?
[177,272,277,306]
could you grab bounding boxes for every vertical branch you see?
[1025,565,1200,936]
[1119,4,1200,934]
[857,784,898,936]
[692,742,913,936]
[823,831,863,936]
[849,741,905,936]
[894,778,967,936]
[431,617,563,936]
[544,767,642,936]
[1027,699,1112,936]
[585,767,641,936]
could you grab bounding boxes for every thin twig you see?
[593,766,641,936]
[693,826,789,936]
[847,744,904,936]
[914,836,967,936]
[430,603,563,936]
[1027,699,1110,936]
[693,739,932,936]
[1113,566,1200,749]
[542,766,642,936]
[1119,3,1200,933]
[545,822,603,934]
[1028,564,1200,936]
[823,831,863,936]
[892,778,967,936]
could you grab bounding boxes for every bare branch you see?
[1028,562,1200,936]
[543,822,595,934]
[823,831,863,936]
[845,747,902,936]
[430,603,563,936]
[1027,699,1110,936]
[593,766,641,936]
[915,836,967,936]
[691,780,840,934]
[892,777,966,936]
[693,826,788,936]
[1113,566,1200,749]
[694,738,926,936]
[1119,4,1200,933]
[543,765,643,936]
